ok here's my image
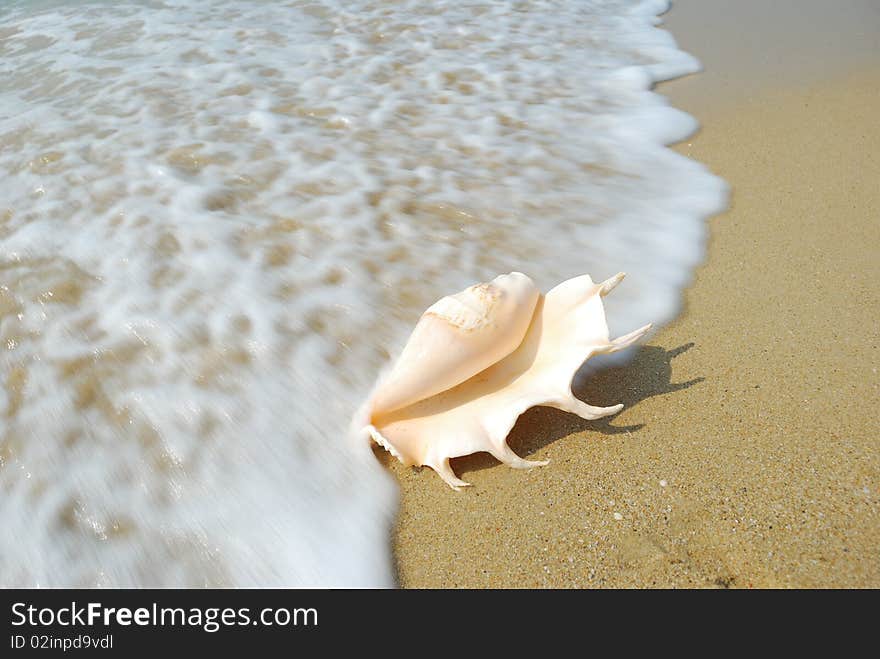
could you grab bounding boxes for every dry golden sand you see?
[388,68,880,588]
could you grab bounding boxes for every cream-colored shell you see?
[362,272,651,489]
[369,272,540,416]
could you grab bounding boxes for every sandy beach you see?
[390,2,880,587]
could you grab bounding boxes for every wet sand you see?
[389,3,880,587]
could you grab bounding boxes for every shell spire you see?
[362,272,651,490]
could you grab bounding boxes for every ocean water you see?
[0,0,727,586]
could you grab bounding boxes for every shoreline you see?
[391,5,880,587]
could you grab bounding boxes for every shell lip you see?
[367,424,408,465]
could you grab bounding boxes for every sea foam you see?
[0,0,726,585]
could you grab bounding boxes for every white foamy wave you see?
[0,0,726,586]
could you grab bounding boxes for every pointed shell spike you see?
[599,271,626,297]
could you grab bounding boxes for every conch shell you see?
[360,272,651,490]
